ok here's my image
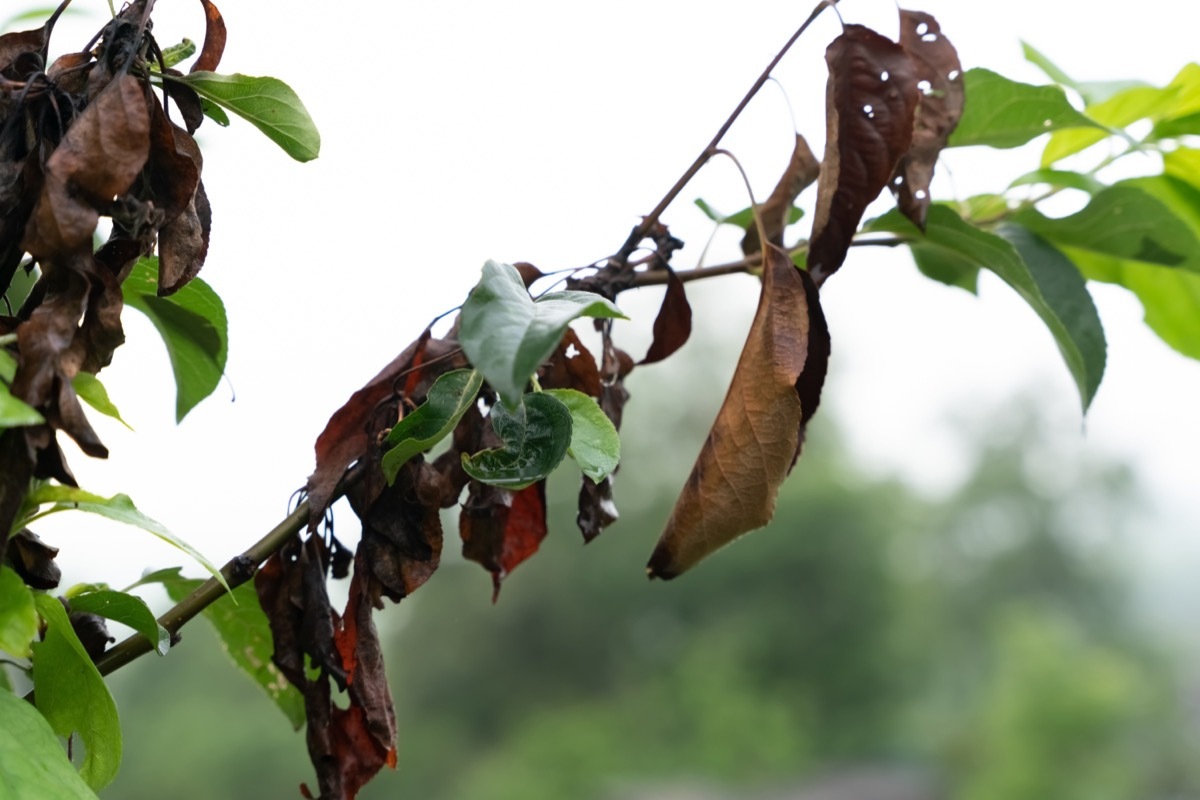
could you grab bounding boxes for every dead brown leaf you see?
[742,133,820,257]
[638,266,692,366]
[460,480,548,601]
[191,0,227,74]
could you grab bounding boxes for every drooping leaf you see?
[23,484,228,590]
[890,9,964,229]
[5,529,61,591]
[122,256,227,422]
[0,686,100,800]
[0,565,37,657]
[163,574,305,730]
[576,352,630,543]
[381,369,483,484]
[68,589,169,656]
[948,68,1100,149]
[172,72,320,162]
[1021,41,1148,105]
[869,206,1106,410]
[191,0,227,74]
[638,266,692,365]
[808,24,920,283]
[459,260,625,406]
[1009,168,1105,195]
[461,392,573,489]
[1041,85,1177,166]
[71,372,132,431]
[1015,184,1200,269]
[31,593,121,791]
[544,389,620,483]
[461,481,548,599]
[649,248,829,579]
[743,133,821,255]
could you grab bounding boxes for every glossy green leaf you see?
[122,256,227,422]
[544,389,621,483]
[461,392,572,489]
[0,566,37,657]
[1009,168,1105,195]
[1016,185,1200,270]
[869,206,1106,410]
[71,373,132,431]
[31,594,121,791]
[0,687,99,800]
[948,68,1100,149]
[459,260,626,406]
[382,369,483,484]
[23,485,228,591]
[172,72,320,162]
[68,590,169,656]
[1041,85,1174,166]
[163,574,305,730]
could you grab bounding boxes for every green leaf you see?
[694,198,802,230]
[1041,85,1174,166]
[381,369,483,484]
[199,98,231,127]
[948,68,1100,149]
[23,485,228,591]
[172,72,320,162]
[0,382,43,428]
[908,242,980,293]
[1009,168,1105,195]
[868,206,1106,410]
[543,389,620,483]
[31,593,121,791]
[459,260,626,406]
[0,687,100,800]
[1019,42,1147,106]
[163,576,306,730]
[0,566,37,658]
[68,590,169,657]
[122,256,227,422]
[1164,147,1200,185]
[1015,185,1200,269]
[461,392,573,489]
[694,198,722,222]
[157,38,196,70]
[71,373,132,431]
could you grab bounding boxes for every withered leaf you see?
[808,25,919,283]
[460,480,547,601]
[539,327,602,397]
[890,10,964,229]
[6,528,61,590]
[576,369,629,542]
[638,266,692,366]
[742,133,820,257]
[648,247,829,579]
[191,0,227,74]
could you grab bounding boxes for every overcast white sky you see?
[24,1,1200,589]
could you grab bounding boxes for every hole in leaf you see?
[916,22,929,35]
[918,79,933,95]
[914,189,927,200]
[880,70,890,81]
[948,69,960,81]
[922,33,938,43]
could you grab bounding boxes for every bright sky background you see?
[25,1,1200,593]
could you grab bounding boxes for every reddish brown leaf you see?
[539,327,602,397]
[191,0,227,74]
[648,247,829,579]
[638,266,692,366]
[807,25,919,283]
[513,261,544,288]
[460,480,548,601]
[742,133,821,257]
[890,10,963,229]
[160,70,205,133]
[6,528,61,590]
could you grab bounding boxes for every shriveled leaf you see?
[459,260,625,406]
[122,256,227,421]
[381,369,483,484]
[31,593,121,791]
[72,372,132,431]
[5,530,61,591]
[68,589,169,656]
[891,9,964,229]
[1015,185,1200,269]
[743,133,820,255]
[1042,85,1176,166]
[544,389,620,483]
[164,575,305,730]
[461,392,573,489]
[948,68,1099,149]
[0,686,100,800]
[24,485,228,590]
[649,249,829,579]
[638,266,692,365]
[191,0,227,73]
[808,24,919,282]
[461,481,548,600]
[173,72,320,162]
[0,565,37,657]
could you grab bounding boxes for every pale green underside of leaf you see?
[544,389,620,483]
[0,686,99,800]
[382,369,483,484]
[24,485,228,591]
[31,594,121,791]
[71,372,132,431]
[122,257,227,422]
[0,566,37,657]
[459,260,626,406]
[948,68,1101,149]
[176,71,320,162]
[69,589,170,656]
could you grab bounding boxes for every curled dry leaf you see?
[648,248,830,579]
[460,480,548,601]
[808,24,920,283]
[742,133,821,257]
[890,10,964,229]
[638,266,692,366]
[191,0,227,74]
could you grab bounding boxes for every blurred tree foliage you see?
[102,386,1198,799]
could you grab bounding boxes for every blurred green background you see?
[100,347,1200,800]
